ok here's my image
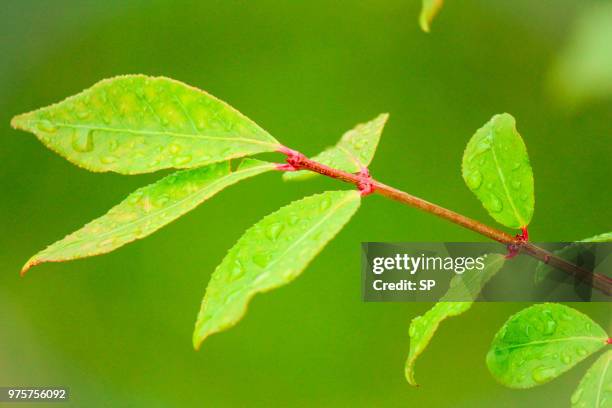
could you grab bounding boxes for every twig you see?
[277,147,612,296]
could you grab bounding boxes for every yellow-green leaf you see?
[462,113,535,229]
[193,190,361,349]
[420,0,444,33]
[487,303,608,389]
[22,159,275,273]
[283,114,388,181]
[571,350,612,408]
[405,254,505,385]
[11,75,280,174]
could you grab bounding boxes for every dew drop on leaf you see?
[266,223,284,241]
[532,366,556,383]
[561,353,572,365]
[173,155,192,166]
[230,260,244,281]
[72,129,94,152]
[36,120,58,133]
[253,252,271,268]
[466,170,483,189]
[108,139,119,152]
[100,155,118,164]
[488,194,503,213]
[168,143,182,155]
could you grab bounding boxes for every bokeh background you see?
[1,1,611,406]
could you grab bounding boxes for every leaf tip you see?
[419,18,431,33]
[10,113,28,131]
[21,258,39,276]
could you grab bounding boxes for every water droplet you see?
[100,155,118,164]
[475,139,491,154]
[98,238,116,247]
[71,129,94,152]
[532,366,556,383]
[511,180,521,190]
[36,120,58,133]
[561,353,571,364]
[576,347,587,357]
[488,194,503,213]
[253,253,271,268]
[230,260,244,280]
[466,170,483,190]
[108,139,119,152]
[512,162,521,170]
[543,319,556,335]
[76,109,90,119]
[571,387,583,404]
[320,197,331,211]
[289,215,300,225]
[266,223,284,241]
[168,143,182,154]
[173,155,192,166]
[156,195,170,207]
[479,156,487,165]
[353,139,366,149]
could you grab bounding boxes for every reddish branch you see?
[277,147,612,296]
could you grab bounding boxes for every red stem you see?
[277,147,612,296]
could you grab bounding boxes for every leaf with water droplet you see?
[283,114,388,181]
[535,232,612,284]
[11,75,280,174]
[571,350,611,408]
[487,303,607,389]
[21,159,275,273]
[462,113,535,229]
[419,0,444,33]
[193,190,361,349]
[405,254,505,385]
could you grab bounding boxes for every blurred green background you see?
[1,1,611,406]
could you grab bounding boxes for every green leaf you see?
[419,0,444,33]
[283,114,388,181]
[462,113,535,229]
[535,232,612,284]
[405,254,506,385]
[193,190,361,349]
[486,303,608,389]
[22,159,275,273]
[571,350,612,408]
[11,75,280,174]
